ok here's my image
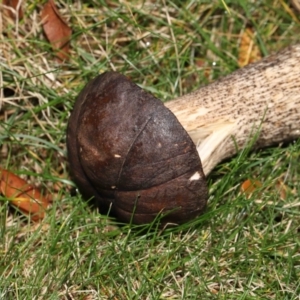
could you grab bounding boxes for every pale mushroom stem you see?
[165,44,300,175]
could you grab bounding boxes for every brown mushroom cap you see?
[67,72,208,225]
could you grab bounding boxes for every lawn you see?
[0,0,300,299]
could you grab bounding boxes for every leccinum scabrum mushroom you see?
[67,44,300,225]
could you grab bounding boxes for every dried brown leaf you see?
[41,0,72,61]
[238,28,262,67]
[275,179,288,200]
[241,178,288,200]
[240,179,262,197]
[2,0,23,20]
[0,168,51,221]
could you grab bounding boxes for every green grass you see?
[1,0,300,299]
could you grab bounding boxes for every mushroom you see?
[67,44,300,225]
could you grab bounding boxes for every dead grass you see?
[0,0,300,299]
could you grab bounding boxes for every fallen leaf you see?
[41,0,72,61]
[0,168,51,221]
[275,179,288,200]
[240,179,262,197]
[241,178,288,200]
[196,59,211,79]
[2,0,24,20]
[238,28,262,67]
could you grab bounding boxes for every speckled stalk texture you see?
[166,44,300,175]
